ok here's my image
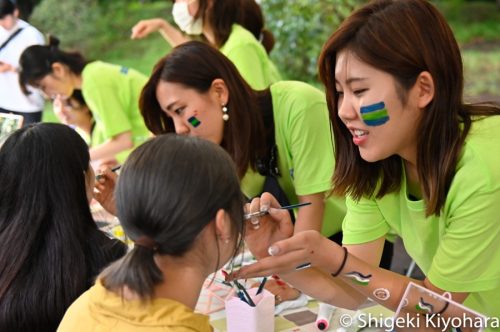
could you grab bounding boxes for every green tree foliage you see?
[262,0,361,83]
[30,0,101,52]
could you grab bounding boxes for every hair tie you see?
[134,236,158,251]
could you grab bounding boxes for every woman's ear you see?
[51,62,67,79]
[415,71,435,109]
[214,208,231,244]
[211,78,229,106]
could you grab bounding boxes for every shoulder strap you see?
[255,90,294,220]
[256,90,280,177]
[0,28,24,52]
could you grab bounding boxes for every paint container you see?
[225,287,275,332]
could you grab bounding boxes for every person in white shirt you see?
[0,0,44,125]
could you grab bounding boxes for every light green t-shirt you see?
[343,116,500,319]
[58,280,212,332]
[81,61,150,163]
[219,24,281,90]
[241,81,346,237]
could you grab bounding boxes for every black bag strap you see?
[256,90,280,177]
[255,90,295,222]
[0,28,24,52]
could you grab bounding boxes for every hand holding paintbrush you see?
[93,165,121,216]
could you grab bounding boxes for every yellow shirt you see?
[58,280,212,332]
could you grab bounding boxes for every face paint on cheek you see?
[188,116,201,128]
[360,101,389,126]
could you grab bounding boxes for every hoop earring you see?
[222,105,229,121]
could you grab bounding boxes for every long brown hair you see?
[140,41,268,178]
[318,0,500,216]
[187,0,274,53]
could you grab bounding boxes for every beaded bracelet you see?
[331,247,348,277]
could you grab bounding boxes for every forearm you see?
[293,193,326,234]
[280,267,367,310]
[89,131,133,161]
[158,20,189,46]
[0,62,14,73]
[323,242,443,313]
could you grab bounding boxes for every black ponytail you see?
[101,247,163,299]
[18,35,88,94]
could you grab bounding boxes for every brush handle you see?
[244,202,311,220]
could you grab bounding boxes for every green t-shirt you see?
[219,24,281,90]
[343,116,500,319]
[241,81,346,237]
[81,61,150,163]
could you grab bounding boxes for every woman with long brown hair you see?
[139,41,353,250]
[233,0,500,326]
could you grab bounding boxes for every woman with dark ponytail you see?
[18,36,150,166]
[131,0,280,90]
[59,134,246,331]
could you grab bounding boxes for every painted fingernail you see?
[260,202,270,212]
[268,246,279,256]
[250,218,260,225]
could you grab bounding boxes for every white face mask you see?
[172,1,203,35]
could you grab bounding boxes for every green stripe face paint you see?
[360,101,389,126]
[188,116,201,128]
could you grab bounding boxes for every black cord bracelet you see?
[437,301,449,315]
[331,246,348,277]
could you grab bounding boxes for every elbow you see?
[115,132,134,149]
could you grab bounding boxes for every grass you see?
[435,1,500,45]
[434,1,500,101]
[462,49,500,101]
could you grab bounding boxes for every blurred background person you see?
[19,36,150,166]
[131,0,280,89]
[0,0,44,126]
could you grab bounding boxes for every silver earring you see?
[222,105,229,121]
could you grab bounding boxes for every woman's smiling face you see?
[335,49,423,163]
[155,79,227,145]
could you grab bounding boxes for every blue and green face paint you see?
[360,101,389,126]
[188,116,201,128]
